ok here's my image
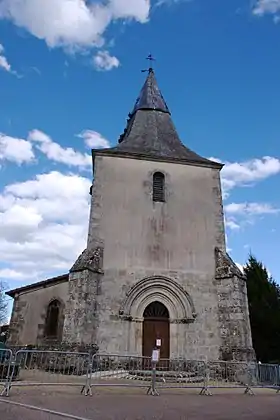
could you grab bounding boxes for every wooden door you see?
[142,301,170,368]
[143,318,170,359]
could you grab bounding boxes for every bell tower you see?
[62,64,254,361]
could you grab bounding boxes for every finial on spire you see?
[141,53,156,73]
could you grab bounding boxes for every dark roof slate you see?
[97,110,220,167]
[131,68,170,114]
[94,68,222,169]
[6,274,69,298]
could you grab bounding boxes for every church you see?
[7,67,255,362]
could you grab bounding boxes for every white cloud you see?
[0,171,91,283]
[0,0,151,52]
[225,202,279,216]
[0,42,17,76]
[78,129,110,148]
[28,129,91,169]
[0,42,18,75]
[0,133,35,165]
[225,220,240,230]
[0,43,11,72]
[224,202,279,232]
[0,268,34,281]
[1,128,110,170]
[253,0,280,16]
[214,156,280,198]
[93,50,120,71]
[0,54,11,72]
[109,0,150,22]
[211,156,280,234]
[155,0,187,6]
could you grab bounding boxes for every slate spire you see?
[131,68,170,115]
[93,67,222,169]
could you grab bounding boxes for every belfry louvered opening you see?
[153,172,165,202]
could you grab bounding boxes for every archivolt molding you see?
[119,275,196,323]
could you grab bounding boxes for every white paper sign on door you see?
[151,349,160,363]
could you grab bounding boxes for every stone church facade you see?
[7,68,255,362]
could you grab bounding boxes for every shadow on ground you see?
[0,386,279,419]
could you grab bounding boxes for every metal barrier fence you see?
[257,363,280,390]
[205,361,257,395]
[0,348,13,397]
[88,354,153,393]
[150,358,209,394]
[88,355,280,396]
[3,350,92,396]
[1,349,280,397]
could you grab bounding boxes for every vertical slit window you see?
[153,172,165,202]
[45,300,60,338]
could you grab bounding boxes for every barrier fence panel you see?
[7,350,92,395]
[206,361,257,395]
[88,355,210,396]
[257,363,280,391]
[89,354,154,392]
[2,349,280,397]
[8,345,27,354]
[153,358,209,395]
[0,348,13,397]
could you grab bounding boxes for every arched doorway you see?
[142,301,170,359]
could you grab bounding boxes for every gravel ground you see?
[0,386,279,420]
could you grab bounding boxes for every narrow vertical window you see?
[153,172,165,202]
[45,300,60,338]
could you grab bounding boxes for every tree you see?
[0,281,8,326]
[245,254,280,363]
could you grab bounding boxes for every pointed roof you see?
[93,68,222,169]
[132,68,170,114]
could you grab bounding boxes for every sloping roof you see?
[94,68,222,169]
[6,274,69,298]
[131,68,170,114]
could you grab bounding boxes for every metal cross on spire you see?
[146,54,155,67]
[141,54,156,73]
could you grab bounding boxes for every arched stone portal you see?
[119,276,197,357]
[142,301,170,359]
[120,275,196,321]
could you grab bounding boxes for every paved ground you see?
[0,386,280,419]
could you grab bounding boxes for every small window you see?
[153,172,165,202]
[45,300,60,338]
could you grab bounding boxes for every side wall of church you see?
[87,155,227,359]
[62,270,101,348]
[216,274,254,360]
[8,281,68,346]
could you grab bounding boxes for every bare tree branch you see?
[0,281,8,325]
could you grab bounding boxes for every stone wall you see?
[60,155,254,362]
[62,247,104,348]
[87,156,226,269]
[8,296,26,346]
[215,248,255,361]
[7,280,68,346]
[84,155,229,359]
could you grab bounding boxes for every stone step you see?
[126,374,205,383]
[129,369,201,378]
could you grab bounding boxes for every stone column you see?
[6,294,25,346]
[215,247,255,362]
[62,247,103,353]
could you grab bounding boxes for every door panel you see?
[142,319,170,363]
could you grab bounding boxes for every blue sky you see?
[0,0,280,303]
